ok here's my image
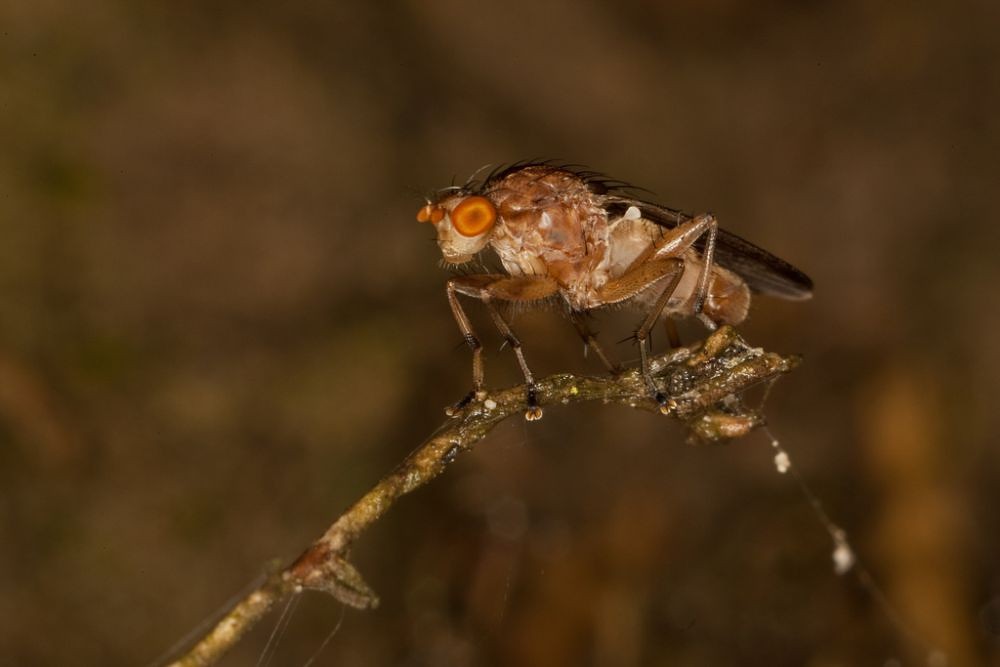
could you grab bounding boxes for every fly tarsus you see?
[641,367,673,415]
[445,390,477,417]
[634,325,674,415]
[524,384,543,421]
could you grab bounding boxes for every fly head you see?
[417,193,498,265]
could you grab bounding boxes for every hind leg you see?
[595,258,686,411]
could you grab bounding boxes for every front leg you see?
[444,275,492,415]
[445,274,559,420]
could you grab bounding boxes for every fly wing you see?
[603,196,814,300]
[711,229,813,300]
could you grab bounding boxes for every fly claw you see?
[658,395,678,416]
[445,390,476,417]
[524,385,543,421]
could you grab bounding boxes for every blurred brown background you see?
[2,1,998,665]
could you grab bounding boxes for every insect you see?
[418,162,813,420]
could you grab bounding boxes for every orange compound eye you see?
[450,196,497,237]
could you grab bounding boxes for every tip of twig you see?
[289,545,380,610]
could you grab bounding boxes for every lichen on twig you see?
[165,325,799,667]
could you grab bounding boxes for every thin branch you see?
[165,325,799,666]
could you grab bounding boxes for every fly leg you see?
[621,212,720,328]
[445,274,559,419]
[482,302,543,420]
[645,213,718,329]
[569,312,622,375]
[595,258,685,412]
[445,275,494,415]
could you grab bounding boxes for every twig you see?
[165,325,799,666]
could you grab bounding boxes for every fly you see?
[417,162,813,420]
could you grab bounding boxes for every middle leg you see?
[569,311,622,375]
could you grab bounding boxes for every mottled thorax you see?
[486,166,609,303]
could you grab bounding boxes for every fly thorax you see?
[490,221,545,276]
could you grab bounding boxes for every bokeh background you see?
[2,1,998,665]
